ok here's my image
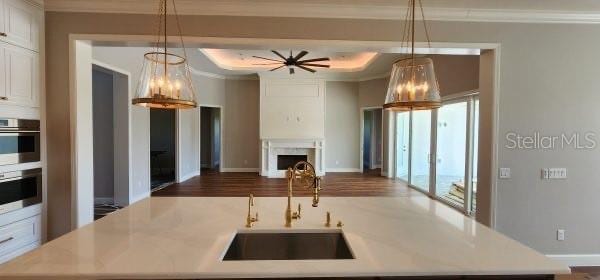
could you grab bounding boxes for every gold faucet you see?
[325,211,331,227]
[285,161,322,227]
[246,194,258,228]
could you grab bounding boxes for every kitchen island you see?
[0,197,570,279]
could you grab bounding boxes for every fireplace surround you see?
[260,139,324,178]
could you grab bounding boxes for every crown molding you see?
[44,0,600,24]
[188,66,258,81]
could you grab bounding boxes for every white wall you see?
[178,108,200,181]
[259,78,325,140]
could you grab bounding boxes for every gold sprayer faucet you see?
[285,161,322,227]
[246,193,258,228]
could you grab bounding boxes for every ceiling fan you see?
[252,50,330,74]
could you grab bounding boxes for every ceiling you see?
[182,48,402,79]
[199,49,378,72]
[45,0,600,23]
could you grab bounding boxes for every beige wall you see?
[222,79,260,169]
[325,81,360,170]
[45,12,600,256]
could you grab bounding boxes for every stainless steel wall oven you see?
[0,119,40,166]
[0,168,42,215]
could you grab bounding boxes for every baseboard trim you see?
[326,168,362,173]
[94,197,114,205]
[179,171,200,182]
[221,168,259,172]
[547,254,600,267]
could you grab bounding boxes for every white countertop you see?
[0,197,570,279]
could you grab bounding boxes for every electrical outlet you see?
[557,229,565,241]
[499,168,511,179]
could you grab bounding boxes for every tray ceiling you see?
[199,49,378,72]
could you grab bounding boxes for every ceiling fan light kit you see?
[133,0,197,109]
[253,50,331,74]
[384,0,441,111]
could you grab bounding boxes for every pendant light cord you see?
[163,0,167,82]
[419,0,432,49]
[171,0,197,100]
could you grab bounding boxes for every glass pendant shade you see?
[384,57,441,111]
[133,52,197,109]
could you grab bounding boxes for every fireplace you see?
[260,139,324,178]
[277,155,308,170]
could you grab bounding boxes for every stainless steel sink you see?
[222,231,354,260]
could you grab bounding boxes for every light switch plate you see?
[542,168,567,179]
[499,168,511,179]
[557,229,565,241]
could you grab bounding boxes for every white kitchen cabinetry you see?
[0,0,41,108]
[0,41,39,107]
[0,214,40,263]
[0,0,41,52]
[0,0,44,264]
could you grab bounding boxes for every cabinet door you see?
[1,0,39,51]
[0,0,5,37]
[0,45,5,102]
[3,43,38,107]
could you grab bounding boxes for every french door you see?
[394,94,479,215]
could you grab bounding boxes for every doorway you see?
[150,109,176,190]
[91,64,128,219]
[200,106,222,173]
[361,108,383,173]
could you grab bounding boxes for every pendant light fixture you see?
[133,0,197,109]
[383,0,441,111]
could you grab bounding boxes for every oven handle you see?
[0,131,41,134]
[0,173,41,183]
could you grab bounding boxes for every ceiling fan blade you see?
[272,50,287,60]
[298,57,330,63]
[297,65,316,73]
[289,67,295,74]
[293,51,308,61]
[252,56,283,63]
[300,63,330,68]
[270,65,285,71]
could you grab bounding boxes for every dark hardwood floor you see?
[152,169,422,197]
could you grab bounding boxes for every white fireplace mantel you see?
[260,139,325,178]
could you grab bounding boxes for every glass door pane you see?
[410,110,431,192]
[435,102,468,207]
[471,99,479,212]
[395,112,410,181]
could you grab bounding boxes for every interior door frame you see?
[69,35,500,229]
[359,106,383,173]
[198,104,224,173]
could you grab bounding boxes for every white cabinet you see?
[0,41,39,107]
[0,0,41,52]
[0,214,41,264]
